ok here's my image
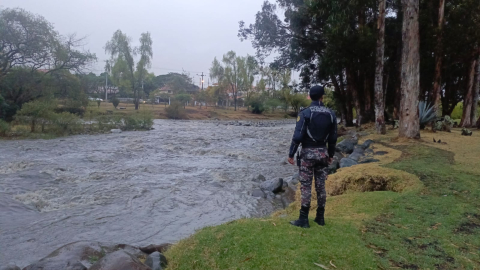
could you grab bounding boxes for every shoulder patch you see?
[297,116,300,122]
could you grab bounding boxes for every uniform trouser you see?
[299,147,329,208]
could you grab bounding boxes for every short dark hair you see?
[309,85,325,101]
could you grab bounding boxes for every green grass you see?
[165,143,480,269]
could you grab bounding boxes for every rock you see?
[348,147,365,162]
[110,129,122,133]
[359,158,380,164]
[252,189,265,198]
[361,139,374,149]
[288,173,300,186]
[375,151,388,156]
[282,178,288,188]
[340,158,358,168]
[22,241,143,270]
[252,174,266,182]
[0,265,20,270]
[328,159,340,174]
[260,178,284,194]
[334,152,344,160]
[89,250,150,270]
[139,243,172,254]
[66,262,88,270]
[335,139,357,154]
[144,251,167,270]
[364,148,374,155]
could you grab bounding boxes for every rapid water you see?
[0,120,296,267]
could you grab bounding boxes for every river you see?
[0,119,296,267]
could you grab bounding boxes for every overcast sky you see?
[2,0,272,86]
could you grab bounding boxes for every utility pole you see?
[197,72,206,90]
[105,71,108,101]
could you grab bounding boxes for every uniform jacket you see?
[288,101,337,158]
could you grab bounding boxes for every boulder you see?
[359,158,380,164]
[335,139,357,154]
[364,148,374,155]
[66,262,87,270]
[0,265,20,270]
[144,252,167,270]
[348,147,365,162]
[362,139,374,149]
[139,243,172,255]
[22,241,143,270]
[260,178,284,194]
[328,158,340,174]
[340,158,358,168]
[287,173,300,187]
[110,129,122,133]
[251,189,265,198]
[89,250,150,270]
[375,151,388,156]
[252,174,266,182]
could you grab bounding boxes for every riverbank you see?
[165,128,480,269]
[91,102,292,120]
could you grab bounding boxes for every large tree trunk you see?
[470,56,480,125]
[399,0,421,139]
[375,0,387,134]
[432,0,445,113]
[346,67,363,126]
[339,72,355,126]
[460,57,477,127]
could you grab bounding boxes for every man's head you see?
[309,85,325,101]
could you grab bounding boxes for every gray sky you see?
[2,0,268,86]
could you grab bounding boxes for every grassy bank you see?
[90,102,290,120]
[165,129,480,269]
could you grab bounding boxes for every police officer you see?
[287,85,337,228]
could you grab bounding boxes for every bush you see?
[166,101,187,119]
[16,99,57,132]
[289,94,310,114]
[136,110,154,130]
[112,98,120,109]
[418,101,437,129]
[53,112,81,134]
[0,119,10,135]
[265,98,282,112]
[247,94,266,114]
[54,107,85,116]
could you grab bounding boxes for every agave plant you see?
[418,101,437,129]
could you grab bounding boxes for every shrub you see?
[166,101,187,119]
[16,99,57,132]
[53,112,81,134]
[112,98,120,109]
[265,98,282,112]
[136,110,154,130]
[54,107,85,116]
[289,93,310,114]
[96,100,101,108]
[124,115,139,130]
[247,94,266,114]
[0,119,10,135]
[418,101,437,129]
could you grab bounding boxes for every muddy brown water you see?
[0,120,296,267]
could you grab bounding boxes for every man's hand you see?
[328,158,333,165]
[288,157,295,165]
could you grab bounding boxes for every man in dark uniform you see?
[287,85,337,228]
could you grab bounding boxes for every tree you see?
[431,0,445,112]
[238,55,258,100]
[374,0,387,134]
[105,30,153,110]
[398,0,421,139]
[175,94,191,109]
[460,57,477,127]
[15,99,56,132]
[0,8,96,79]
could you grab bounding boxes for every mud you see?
[0,120,296,267]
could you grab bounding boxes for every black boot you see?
[314,207,325,226]
[290,206,310,228]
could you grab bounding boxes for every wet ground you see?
[0,120,296,267]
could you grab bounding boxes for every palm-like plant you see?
[418,101,437,129]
